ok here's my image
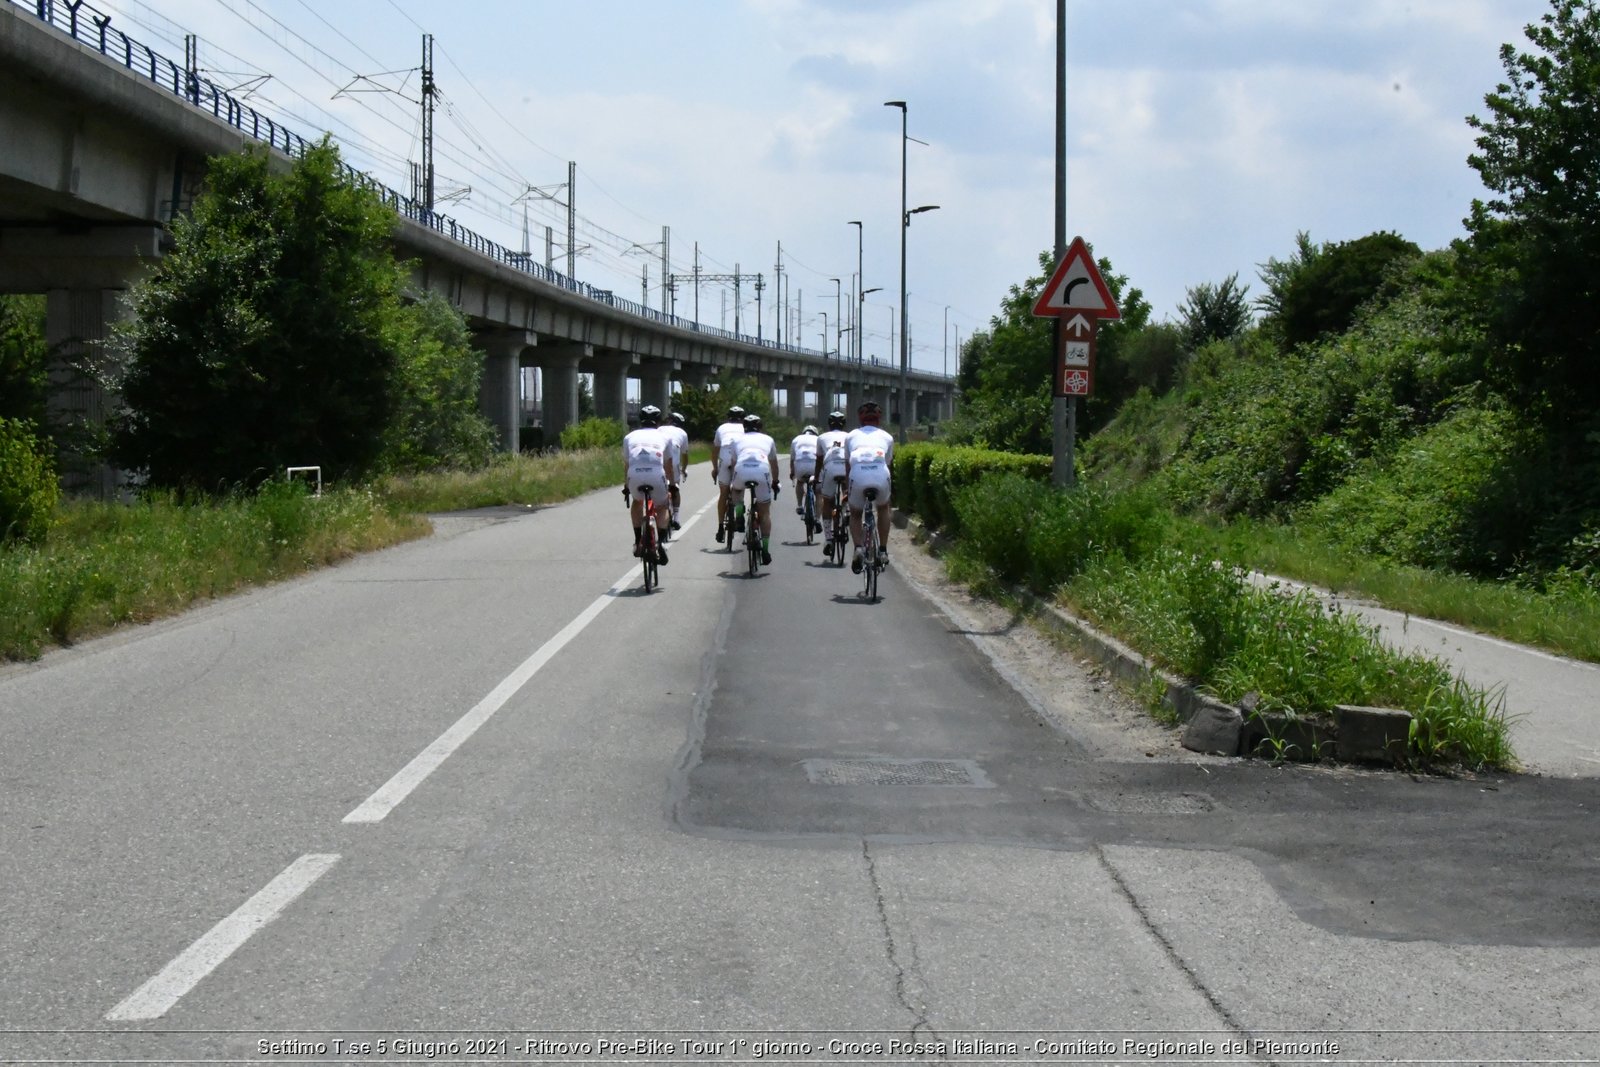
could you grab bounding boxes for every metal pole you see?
[693,242,700,326]
[1053,0,1073,487]
[661,226,669,314]
[897,106,909,441]
[566,160,576,283]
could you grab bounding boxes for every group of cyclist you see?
[620,399,895,575]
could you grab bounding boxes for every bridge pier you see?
[537,344,588,446]
[588,351,635,424]
[637,359,673,415]
[782,376,808,424]
[45,288,134,498]
[675,363,713,393]
[474,330,536,454]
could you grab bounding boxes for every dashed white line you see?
[341,496,715,824]
[106,853,340,1022]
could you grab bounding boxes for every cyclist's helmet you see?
[827,410,847,431]
[727,404,746,421]
[802,425,818,436]
[638,404,662,427]
[742,413,764,431]
[857,400,883,426]
[669,411,686,426]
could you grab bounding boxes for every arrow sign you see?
[1065,313,1093,337]
[1032,236,1122,321]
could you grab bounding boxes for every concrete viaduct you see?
[0,1,952,490]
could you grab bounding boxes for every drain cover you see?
[1081,792,1215,814]
[802,758,994,788]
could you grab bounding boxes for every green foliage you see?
[888,443,1050,534]
[385,292,496,472]
[558,417,626,452]
[1178,273,1252,351]
[1464,0,1600,420]
[113,139,409,491]
[0,417,60,545]
[669,375,774,440]
[0,295,49,429]
[1300,403,1533,573]
[948,248,1151,453]
[1254,231,1322,323]
[1276,231,1421,348]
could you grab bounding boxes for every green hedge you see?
[892,442,1051,534]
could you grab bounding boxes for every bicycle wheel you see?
[745,488,760,577]
[642,512,658,593]
[804,484,815,545]
[866,554,878,601]
[861,511,876,599]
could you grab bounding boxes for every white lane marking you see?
[106,853,339,1022]
[342,496,715,825]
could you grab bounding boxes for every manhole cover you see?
[802,758,994,788]
[1081,792,1215,815]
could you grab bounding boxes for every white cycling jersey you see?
[662,425,689,479]
[622,427,671,497]
[732,432,779,502]
[713,420,745,485]
[845,426,893,510]
[790,433,819,477]
[816,429,848,480]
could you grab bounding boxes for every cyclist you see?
[845,400,894,573]
[812,410,849,559]
[789,424,820,532]
[713,404,747,543]
[622,405,676,565]
[663,410,690,531]
[730,412,780,565]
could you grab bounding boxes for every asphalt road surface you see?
[2,465,1596,1065]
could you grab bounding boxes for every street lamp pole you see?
[848,221,864,373]
[885,101,908,441]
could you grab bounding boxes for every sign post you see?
[1033,237,1120,482]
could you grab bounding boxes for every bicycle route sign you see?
[1032,237,1121,398]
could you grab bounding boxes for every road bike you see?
[800,475,818,546]
[859,487,882,602]
[828,475,850,565]
[743,480,762,577]
[625,485,661,593]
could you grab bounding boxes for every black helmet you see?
[727,404,746,420]
[802,425,818,436]
[639,404,662,427]
[669,411,686,426]
[857,400,882,425]
[827,410,847,430]
[742,413,763,431]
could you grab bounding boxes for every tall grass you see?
[938,472,1515,771]
[0,483,426,661]
[1,445,704,663]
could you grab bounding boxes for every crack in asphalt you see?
[861,839,944,1054]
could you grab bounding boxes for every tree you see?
[946,249,1149,452]
[1464,0,1600,417]
[670,374,773,441]
[1276,231,1420,349]
[0,295,48,431]
[1255,231,1323,322]
[112,139,409,491]
[1178,273,1252,351]
[385,291,495,471]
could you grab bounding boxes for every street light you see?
[848,220,864,370]
[885,100,908,440]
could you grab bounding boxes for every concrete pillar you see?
[474,330,535,454]
[638,360,673,413]
[538,343,588,445]
[46,288,130,498]
[588,351,635,423]
[783,377,808,423]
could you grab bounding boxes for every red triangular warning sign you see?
[1032,236,1121,321]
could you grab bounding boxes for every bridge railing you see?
[15,0,948,380]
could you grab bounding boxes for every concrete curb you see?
[898,511,1413,768]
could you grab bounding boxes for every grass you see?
[935,474,1517,772]
[1178,516,1600,665]
[0,445,698,663]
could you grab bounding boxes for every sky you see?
[75,0,1554,377]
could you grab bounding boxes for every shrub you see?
[0,418,59,545]
[559,417,626,452]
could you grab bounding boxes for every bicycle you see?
[625,485,661,594]
[743,480,762,577]
[800,475,818,546]
[829,476,850,566]
[859,487,882,602]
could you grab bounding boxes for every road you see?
[1,464,1597,1065]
